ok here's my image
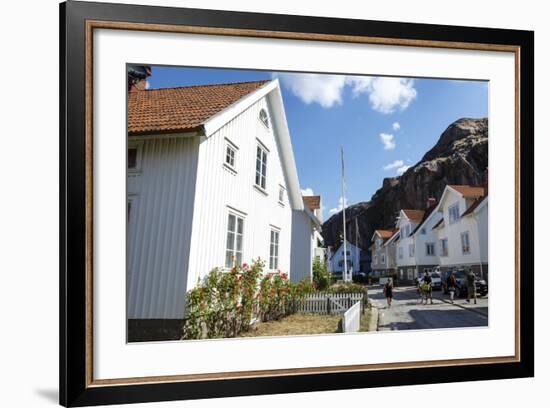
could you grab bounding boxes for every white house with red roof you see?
[432,185,488,279]
[370,229,399,277]
[126,79,322,323]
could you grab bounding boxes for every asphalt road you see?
[369,286,488,331]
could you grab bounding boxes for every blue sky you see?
[147,66,488,217]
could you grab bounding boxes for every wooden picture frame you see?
[60,1,534,406]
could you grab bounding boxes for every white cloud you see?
[329,196,348,216]
[379,133,396,150]
[383,160,404,171]
[301,187,314,196]
[276,73,346,108]
[366,78,417,114]
[276,74,417,113]
[392,122,401,131]
[396,165,411,175]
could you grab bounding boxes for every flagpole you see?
[341,147,349,282]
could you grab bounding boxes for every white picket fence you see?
[342,301,361,333]
[298,292,366,315]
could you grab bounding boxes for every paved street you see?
[369,286,488,331]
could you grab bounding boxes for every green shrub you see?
[328,282,367,294]
[312,257,331,291]
[182,261,316,339]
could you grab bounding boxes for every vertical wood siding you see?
[127,136,199,319]
[187,96,294,290]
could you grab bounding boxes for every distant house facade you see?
[370,229,399,277]
[126,79,321,322]
[433,185,488,279]
[329,240,366,277]
[303,195,326,267]
[395,209,427,282]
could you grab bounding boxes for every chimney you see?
[128,65,152,93]
[426,197,437,209]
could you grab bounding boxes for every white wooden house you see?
[126,79,321,322]
[329,240,366,277]
[395,209,427,282]
[432,185,488,279]
[370,229,399,276]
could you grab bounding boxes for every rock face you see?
[322,118,488,250]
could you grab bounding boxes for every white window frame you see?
[269,228,280,270]
[409,244,415,258]
[127,141,143,173]
[278,185,285,205]
[426,242,435,256]
[461,231,471,254]
[381,253,386,264]
[259,108,270,128]
[440,238,449,257]
[448,203,460,224]
[398,246,404,259]
[254,142,268,192]
[223,139,238,172]
[225,211,245,269]
[127,195,137,224]
[374,255,378,265]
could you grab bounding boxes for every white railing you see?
[298,292,366,315]
[342,301,361,332]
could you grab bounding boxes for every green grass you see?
[239,313,341,337]
[238,311,372,338]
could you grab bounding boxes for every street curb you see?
[367,300,379,331]
[439,297,488,317]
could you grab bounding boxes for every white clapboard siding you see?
[186,96,293,288]
[127,136,200,319]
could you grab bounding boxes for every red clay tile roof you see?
[402,209,425,223]
[128,80,270,135]
[462,195,487,217]
[375,229,394,239]
[374,228,398,242]
[412,204,438,235]
[303,196,321,210]
[448,185,485,199]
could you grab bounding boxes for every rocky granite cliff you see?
[321,117,488,250]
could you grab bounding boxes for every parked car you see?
[442,270,488,297]
[417,272,442,290]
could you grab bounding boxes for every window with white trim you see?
[374,255,378,264]
[461,231,471,254]
[269,229,280,270]
[398,246,404,259]
[440,238,449,257]
[225,213,244,268]
[224,142,237,170]
[255,144,268,190]
[259,108,269,128]
[381,253,386,264]
[426,242,435,256]
[409,244,415,257]
[278,186,285,204]
[449,203,460,224]
[127,143,142,172]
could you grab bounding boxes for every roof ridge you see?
[137,79,271,93]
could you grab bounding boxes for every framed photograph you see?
[60,0,534,406]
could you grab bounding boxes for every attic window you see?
[259,109,269,128]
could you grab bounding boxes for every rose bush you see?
[182,260,315,339]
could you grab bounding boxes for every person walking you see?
[446,272,457,304]
[383,278,394,308]
[422,271,433,304]
[466,268,477,304]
